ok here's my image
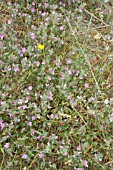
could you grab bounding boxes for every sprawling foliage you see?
[0,0,113,169]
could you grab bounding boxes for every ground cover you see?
[0,0,113,169]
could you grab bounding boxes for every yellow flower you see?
[38,44,44,50]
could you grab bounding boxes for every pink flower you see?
[47,95,53,100]
[63,151,68,156]
[31,130,35,136]
[38,3,41,7]
[77,144,82,151]
[47,76,52,80]
[109,113,113,122]
[26,90,29,95]
[39,152,44,158]
[84,160,88,167]
[22,105,27,109]
[54,5,58,9]
[22,154,28,159]
[49,68,55,74]
[60,26,65,31]
[59,1,62,5]
[14,66,19,72]
[105,45,109,51]
[20,52,23,56]
[28,122,32,126]
[62,140,65,144]
[0,34,4,39]
[67,59,72,64]
[1,101,5,105]
[61,72,65,79]
[45,17,50,21]
[23,167,26,170]
[79,8,82,12]
[56,37,60,41]
[8,20,12,24]
[22,47,27,53]
[45,2,49,7]
[47,92,53,100]
[28,86,32,91]
[18,99,23,104]
[0,119,3,123]
[35,61,40,66]
[104,99,109,105]
[37,135,41,140]
[26,96,30,100]
[31,8,35,12]
[50,114,54,119]
[30,33,36,39]
[4,143,10,149]
[0,122,5,129]
[84,83,89,88]
[104,0,109,2]
[42,60,46,65]
[67,70,72,75]
[75,70,79,76]
[52,11,56,15]
[32,2,35,5]
[88,97,94,103]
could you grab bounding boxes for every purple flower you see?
[22,154,28,159]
